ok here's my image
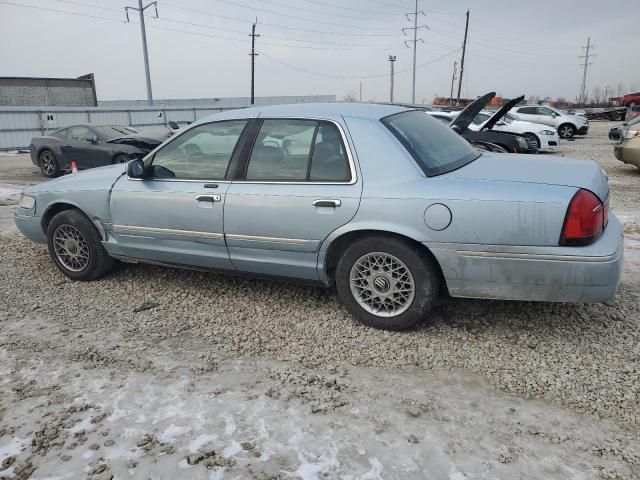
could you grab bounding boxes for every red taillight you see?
[559,189,604,246]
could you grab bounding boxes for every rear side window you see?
[51,128,68,139]
[518,107,537,114]
[382,110,480,176]
[245,119,351,182]
[151,120,247,180]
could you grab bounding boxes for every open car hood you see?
[481,95,525,131]
[107,128,171,151]
[450,92,495,134]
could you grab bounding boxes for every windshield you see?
[382,110,481,176]
[94,126,139,139]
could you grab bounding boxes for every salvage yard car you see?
[613,115,640,169]
[510,105,589,138]
[15,103,623,330]
[30,124,173,178]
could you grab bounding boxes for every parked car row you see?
[16,102,622,330]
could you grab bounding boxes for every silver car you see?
[15,103,623,330]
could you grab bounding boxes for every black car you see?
[29,124,172,177]
[437,93,538,154]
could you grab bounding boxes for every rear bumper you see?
[614,142,640,167]
[15,211,46,244]
[428,214,624,303]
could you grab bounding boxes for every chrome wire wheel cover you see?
[53,224,90,272]
[349,252,415,317]
[40,152,56,175]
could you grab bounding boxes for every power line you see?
[158,1,398,37]
[208,0,399,31]
[256,46,460,80]
[245,0,402,22]
[0,0,124,23]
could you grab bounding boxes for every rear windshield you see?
[382,110,481,176]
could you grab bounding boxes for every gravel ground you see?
[1,122,639,479]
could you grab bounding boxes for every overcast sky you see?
[1,0,639,103]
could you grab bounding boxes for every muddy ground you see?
[0,122,639,479]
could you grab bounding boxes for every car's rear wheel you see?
[46,209,114,281]
[112,154,129,164]
[558,123,576,139]
[38,150,60,177]
[335,236,440,330]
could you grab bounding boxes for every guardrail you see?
[0,105,238,151]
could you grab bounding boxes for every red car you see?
[623,92,640,107]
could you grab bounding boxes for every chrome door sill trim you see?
[113,224,224,239]
[225,233,313,245]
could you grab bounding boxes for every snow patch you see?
[158,424,192,443]
[0,436,28,461]
[224,415,236,436]
[188,434,217,452]
[222,441,242,458]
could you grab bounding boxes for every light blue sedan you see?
[15,103,623,330]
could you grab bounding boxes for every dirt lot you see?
[1,123,639,479]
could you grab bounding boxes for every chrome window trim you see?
[225,233,313,245]
[235,117,358,186]
[113,224,224,239]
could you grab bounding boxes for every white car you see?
[510,105,589,139]
[471,111,560,152]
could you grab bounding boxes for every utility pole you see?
[125,0,158,106]
[579,37,595,105]
[456,9,469,106]
[403,1,426,104]
[249,19,259,105]
[389,55,396,103]
[449,61,457,106]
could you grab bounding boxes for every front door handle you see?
[195,194,221,203]
[313,199,341,208]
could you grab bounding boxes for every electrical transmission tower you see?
[125,0,158,106]
[403,0,428,104]
[578,37,596,105]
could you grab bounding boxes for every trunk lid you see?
[450,92,495,134]
[481,95,525,131]
[441,152,609,202]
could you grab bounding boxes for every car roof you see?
[196,102,410,124]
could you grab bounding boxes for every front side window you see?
[382,110,480,176]
[151,120,247,180]
[246,119,350,182]
[69,126,94,142]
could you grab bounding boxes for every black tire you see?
[46,209,114,281]
[524,133,541,149]
[335,235,440,330]
[558,123,576,139]
[112,154,129,165]
[38,149,60,178]
[612,112,625,121]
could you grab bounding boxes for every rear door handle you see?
[195,194,221,203]
[312,199,341,208]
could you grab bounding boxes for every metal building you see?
[0,74,98,107]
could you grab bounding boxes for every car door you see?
[107,119,250,270]
[60,126,105,169]
[223,118,362,280]
[536,107,559,127]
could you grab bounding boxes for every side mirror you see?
[127,159,147,178]
[167,121,179,130]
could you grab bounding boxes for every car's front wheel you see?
[335,235,440,330]
[112,154,130,164]
[558,123,576,139]
[38,150,60,177]
[46,209,114,281]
